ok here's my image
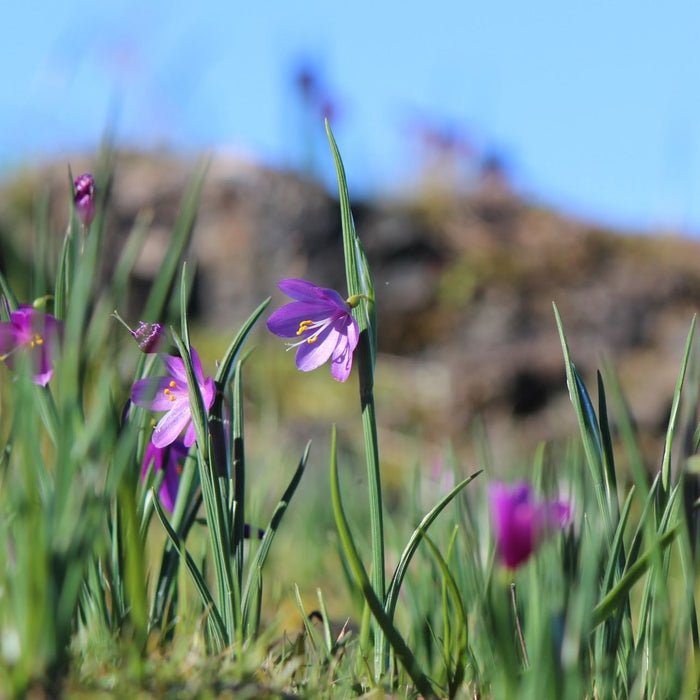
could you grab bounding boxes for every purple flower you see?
[266,279,360,382]
[131,349,216,449]
[0,306,62,386]
[488,482,571,569]
[73,173,95,226]
[141,440,188,512]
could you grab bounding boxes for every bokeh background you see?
[4,0,700,232]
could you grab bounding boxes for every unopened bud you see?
[73,173,95,226]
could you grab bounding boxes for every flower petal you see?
[202,376,216,410]
[278,279,349,308]
[294,324,340,372]
[131,376,181,410]
[152,402,192,448]
[266,302,335,338]
[183,420,197,447]
[160,354,188,382]
[0,323,19,354]
[330,335,353,381]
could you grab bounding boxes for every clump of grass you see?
[0,128,699,700]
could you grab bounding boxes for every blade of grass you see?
[150,489,227,650]
[660,315,696,494]
[385,471,482,622]
[330,425,437,699]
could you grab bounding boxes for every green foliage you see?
[0,135,699,699]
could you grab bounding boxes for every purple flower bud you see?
[131,321,167,354]
[73,173,95,226]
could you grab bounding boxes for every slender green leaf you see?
[330,426,437,699]
[385,471,481,622]
[661,315,696,493]
[151,489,228,650]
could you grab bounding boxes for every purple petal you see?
[131,376,182,410]
[277,279,328,302]
[330,316,359,381]
[141,442,166,481]
[266,301,335,338]
[278,279,349,308]
[0,323,19,353]
[151,402,192,448]
[183,420,197,447]
[160,354,187,382]
[160,460,181,512]
[295,324,340,372]
[330,334,353,381]
[202,376,216,411]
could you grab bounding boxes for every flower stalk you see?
[326,121,387,676]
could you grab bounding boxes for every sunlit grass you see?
[0,133,699,699]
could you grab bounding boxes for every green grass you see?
[0,132,699,699]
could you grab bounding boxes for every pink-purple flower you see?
[0,306,62,386]
[488,482,571,569]
[73,173,95,226]
[131,349,216,449]
[266,279,360,382]
[141,439,188,512]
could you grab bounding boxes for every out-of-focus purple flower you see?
[130,321,167,354]
[488,482,571,569]
[73,173,95,226]
[131,349,216,449]
[141,439,188,512]
[266,279,360,382]
[0,306,62,386]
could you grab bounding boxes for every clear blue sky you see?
[3,0,700,233]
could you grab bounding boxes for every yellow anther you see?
[169,395,176,402]
[307,335,318,344]
[164,388,171,395]
[33,334,43,346]
[169,380,177,388]
[296,320,313,336]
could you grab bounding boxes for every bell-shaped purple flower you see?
[488,482,571,569]
[266,279,360,382]
[0,306,62,386]
[131,349,216,449]
[141,439,188,512]
[73,173,95,226]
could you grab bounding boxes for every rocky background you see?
[2,151,700,474]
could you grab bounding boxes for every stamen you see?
[169,380,176,388]
[296,320,313,336]
[169,395,176,402]
[164,388,171,395]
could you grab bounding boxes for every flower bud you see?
[73,173,95,226]
[131,321,167,354]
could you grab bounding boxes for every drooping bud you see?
[112,311,167,354]
[131,321,167,354]
[73,173,95,226]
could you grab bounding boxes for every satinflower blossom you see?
[131,349,215,448]
[0,306,62,386]
[488,481,571,569]
[266,279,360,382]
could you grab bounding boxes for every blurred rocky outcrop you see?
[2,151,700,468]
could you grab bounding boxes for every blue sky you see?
[3,0,700,232]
